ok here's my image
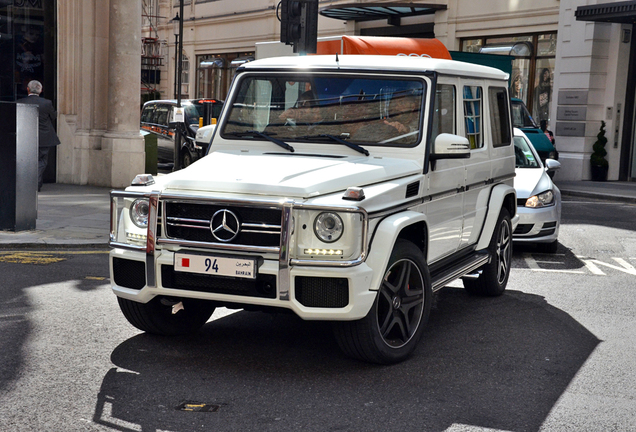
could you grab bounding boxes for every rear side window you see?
[463,86,482,149]
[489,87,512,148]
[155,105,170,126]
[431,84,456,142]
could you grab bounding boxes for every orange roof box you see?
[316,35,452,60]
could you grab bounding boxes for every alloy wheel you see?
[376,258,425,348]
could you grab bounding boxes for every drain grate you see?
[175,401,220,412]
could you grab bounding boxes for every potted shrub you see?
[590,121,608,181]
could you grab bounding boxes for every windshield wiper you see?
[297,134,369,156]
[225,130,295,153]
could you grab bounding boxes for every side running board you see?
[431,251,490,292]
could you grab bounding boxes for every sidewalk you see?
[1,180,635,248]
[0,183,112,248]
[556,180,636,203]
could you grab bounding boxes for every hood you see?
[162,151,422,198]
[514,167,553,199]
[519,127,554,152]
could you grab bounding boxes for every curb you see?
[0,242,110,250]
[560,189,636,204]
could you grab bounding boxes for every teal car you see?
[511,98,558,162]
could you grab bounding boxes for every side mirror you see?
[430,134,471,160]
[544,158,561,172]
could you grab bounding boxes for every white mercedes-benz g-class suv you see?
[110,54,517,364]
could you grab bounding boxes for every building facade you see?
[2,0,635,187]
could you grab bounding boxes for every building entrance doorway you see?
[0,0,57,183]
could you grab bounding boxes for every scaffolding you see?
[141,0,165,97]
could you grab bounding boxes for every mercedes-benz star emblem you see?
[210,209,240,242]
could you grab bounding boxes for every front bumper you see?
[513,203,560,243]
[109,189,375,321]
[109,248,377,321]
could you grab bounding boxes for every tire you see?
[117,296,215,336]
[463,208,513,296]
[181,149,195,168]
[333,239,432,364]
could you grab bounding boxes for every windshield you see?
[511,100,538,128]
[514,136,541,168]
[221,74,426,147]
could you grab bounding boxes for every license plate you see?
[174,253,257,279]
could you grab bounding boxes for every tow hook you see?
[160,297,185,314]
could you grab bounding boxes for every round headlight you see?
[314,212,344,243]
[129,199,150,228]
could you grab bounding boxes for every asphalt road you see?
[0,197,634,431]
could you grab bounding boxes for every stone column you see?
[101,0,145,187]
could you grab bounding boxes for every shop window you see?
[181,51,190,99]
[196,52,254,101]
[463,86,482,149]
[462,39,483,53]
[461,33,557,129]
[1,1,57,102]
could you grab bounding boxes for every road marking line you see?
[576,257,636,276]
[0,252,66,265]
[0,250,109,255]
[531,269,586,274]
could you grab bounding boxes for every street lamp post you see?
[172,0,184,170]
[171,13,179,98]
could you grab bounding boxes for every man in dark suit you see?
[17,80,61,191]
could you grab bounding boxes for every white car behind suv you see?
[513,128,562,253]
[110,52,518,364]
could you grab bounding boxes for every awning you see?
[575,0,636,23]
[319,3,447,23]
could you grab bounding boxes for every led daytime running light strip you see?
[304,248,343,255]
[126,232,147,241]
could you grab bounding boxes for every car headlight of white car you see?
[109,195,151,248]
[129,198,150,228]
[524,190,555,208]
[292,209,366,262]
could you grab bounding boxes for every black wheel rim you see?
[496,218,512,285]
[376,258,425,348]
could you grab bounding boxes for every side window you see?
[489,87,512,147]
[141,106,152,123]
[463,86,482,149]
[431,84,456,142]
[155,105,170,126]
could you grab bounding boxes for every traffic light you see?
[280,0,318,54]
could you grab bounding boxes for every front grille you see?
[295,276,349,308]
[517,198,527,206]
[113,257,145,289]
[161,265,277,299]
[163,201,282,247]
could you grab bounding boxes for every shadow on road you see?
[95,288,599,432]
[0,252,108,395]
